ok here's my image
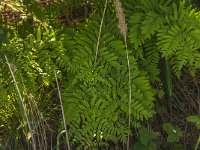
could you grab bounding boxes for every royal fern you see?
[123,0,200,77]
[61,10,155,148]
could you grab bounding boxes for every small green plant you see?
[163,123,183,143]
[187,115,200,129]
[133,127,158,150]
[187,115,200,150]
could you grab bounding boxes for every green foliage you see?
[187,115,200,150]
[123,0,200,78]
[1,0,200,149]
[163,123,183,143]
[0,25,67,149]
[133,127,158,150]
[0,10,156,148]
[187,115,200,129]
[62,12,155,148]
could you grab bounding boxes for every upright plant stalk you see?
[114,0,132,149]
[5,55,36,150]
[94,0,108,64]
[54,70,70,150]
[20,73,47,150]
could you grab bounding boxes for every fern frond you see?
[62,14,155,148]
[141,11,163,39]
[127,0,200,77]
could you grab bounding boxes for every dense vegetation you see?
[0,0,200,149]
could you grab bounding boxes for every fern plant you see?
[0,17,155,148]
[61,7,155,148]
[122,0,200,78]
[2,0,200,149]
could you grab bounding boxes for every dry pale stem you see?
[114,0,132,149]
[94,0,108,64]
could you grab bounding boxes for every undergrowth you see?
[0,0,200,149]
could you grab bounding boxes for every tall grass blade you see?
[56,130,65,150]
[5,55,36,150]
[54,70,70,150]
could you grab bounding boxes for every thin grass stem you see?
[114,0,131,149]
[5,55,36,150]
[54,70,70,150]
[94,0,108,64]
